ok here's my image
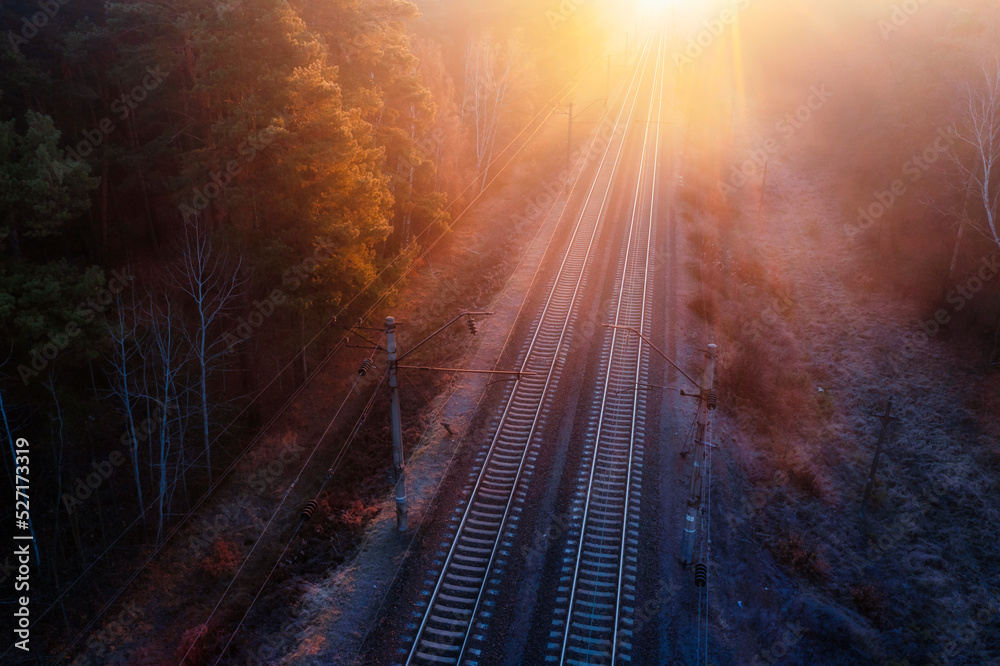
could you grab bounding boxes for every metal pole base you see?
[396,499,408,532]
[680,510,697,565]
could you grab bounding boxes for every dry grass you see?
[848,583,890,630]
[682,135,1000,663]
[771,531,831,581]
[686,292,717,324]
[198,538,241,577]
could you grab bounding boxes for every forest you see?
[0,0,615,658]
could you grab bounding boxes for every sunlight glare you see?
[638,0,712,22]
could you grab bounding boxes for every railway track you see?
[551,30,667,666]
[402,34,664,666]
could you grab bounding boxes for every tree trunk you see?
[992,308,1000,365]
[299,308,308,386]
[199,324,211,485]
[949,218,967,283]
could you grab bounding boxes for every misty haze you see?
[1,0,998,664]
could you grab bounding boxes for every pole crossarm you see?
[334,322,388,351]
[562,98,603,119]
[603,324,700,388]
[383,310,497,531]
[398,365,534,379]
[345,341,387,351]
[398,311,494,361]
[613,382,686,394]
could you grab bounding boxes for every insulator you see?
[694,562,708,587]
[359,358,375,376]
[300,499,318,521]
[466,317,478,335]
[707,390,717,410]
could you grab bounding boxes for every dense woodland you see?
[0,0,613,654]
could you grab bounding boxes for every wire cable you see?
[116,51,607,665]
[49,335,353,661]
[176,369,373,665]
[209,372,387,665]
[353,34,643,661]
[26,47,609,666]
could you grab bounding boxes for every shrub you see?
[772,532,830,580]
[687,292,717,324]
[717,335,778,417]
[849,583,890,629]
[175,624,208,664]
[338,499,380,532]
[788,462,825,498]
[199,537,240,577]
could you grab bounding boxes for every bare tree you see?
[951,59,1000,362]
[952,59,1000,252]
[170,221,245,485]
[106,276,146,515]
[141,292,186,543]
[464,31,517,192]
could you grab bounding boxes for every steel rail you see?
[404,33,660,666]
[557,28,667,666]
